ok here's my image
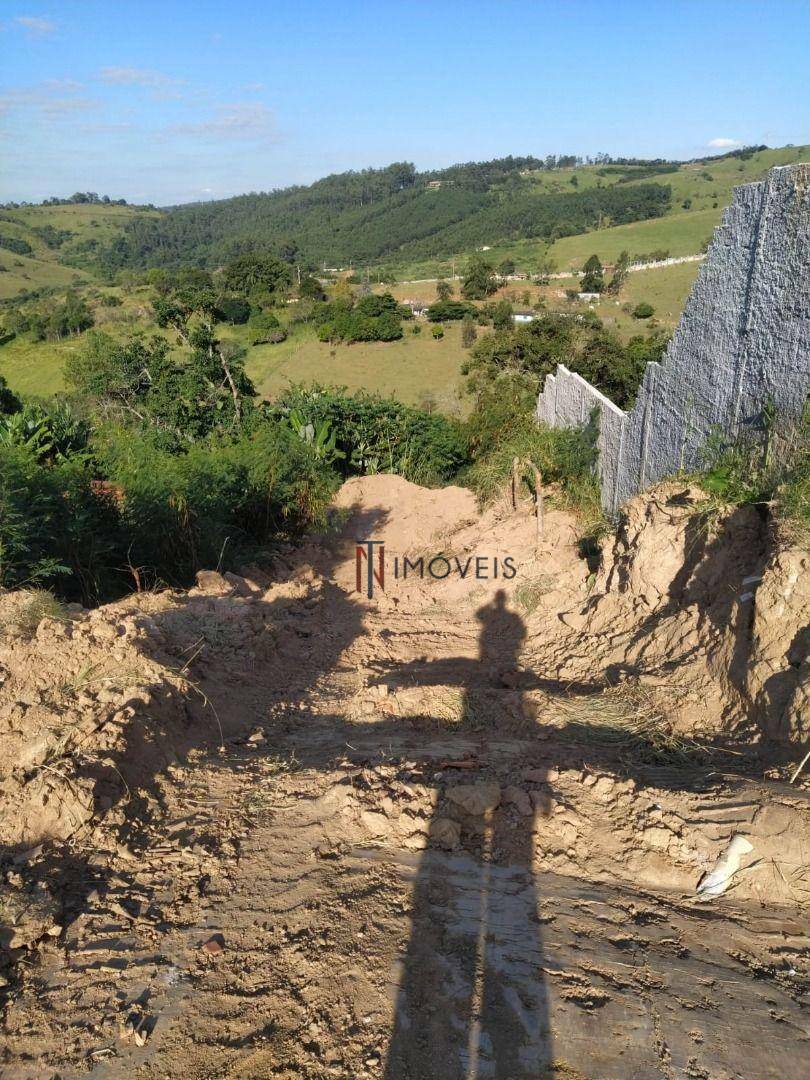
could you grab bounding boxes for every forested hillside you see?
[70,157,672,274]
[4,146,808,289]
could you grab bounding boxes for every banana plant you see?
[287,408,345,465]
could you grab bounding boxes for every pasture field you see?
[234,320,469,413]
[0,288,470,412]
[0,203,157,296]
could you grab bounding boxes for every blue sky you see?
[1,0,808,205]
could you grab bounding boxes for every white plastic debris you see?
[696,835,754,898]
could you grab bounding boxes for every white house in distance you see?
[513,309,535,323]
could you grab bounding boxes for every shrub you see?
[216,296,251,324]
[263,328,288,344]
[249,312,286,344]
[698,406,810,541]
[315,292,403,343]
[0,236,33,256]
[271,386,468,486]
[249,311,280,330]
[0,443,122,602]
[426,299,475,322]
[632,302,655,319]
[431,324,444,339]
[462,376,607,545]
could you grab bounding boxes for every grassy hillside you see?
[4,145,806,290]
[380,144,810,278]
[0,203,157,297]
[1,144,805,408]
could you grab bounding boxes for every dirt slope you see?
[0,476,808,1078]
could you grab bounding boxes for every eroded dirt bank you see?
[1,477,808,1078]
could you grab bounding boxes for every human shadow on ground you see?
[383,589,553,1079]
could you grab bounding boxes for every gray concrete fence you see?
[536,164,810,515]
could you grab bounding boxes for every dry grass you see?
[0,588,66,640]
[555,681,713,764]
[515,574,557,614]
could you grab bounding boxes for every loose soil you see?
[1,477,808,1078]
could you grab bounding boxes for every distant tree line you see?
[0,193,130,209]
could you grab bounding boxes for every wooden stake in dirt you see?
[526,458,545,541]
[511,456,545,543]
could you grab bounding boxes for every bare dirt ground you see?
[1,476,808,1078]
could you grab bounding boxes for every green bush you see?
[271,385,468,485]
[0,444,122,602]
[632,302,655,319]
[248,311,286,344]
[426,299,475,322]
[216,296,251,324]
[96,423,336,589]
[0,236,33,256]
[0,419,338,604]
[315,292,403,343]
[698,407,809,541]
[461,374,606,547]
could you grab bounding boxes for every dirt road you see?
[1,478,808,1078]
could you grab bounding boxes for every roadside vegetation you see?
[697,405,810,541]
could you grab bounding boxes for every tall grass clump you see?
[462,374,608,545]
[697,403,809,542]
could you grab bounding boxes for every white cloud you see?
[165,102,277,141]
[0,83,99,118]
[707,137,742,149]
[99,66,184,94]
[13,15,56,36]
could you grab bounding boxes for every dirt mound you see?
[332,474,479,555]
[0,475,808,1077]
[531,483,808,741]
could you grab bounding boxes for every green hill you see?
[49,144,810,280]
[0,202,158,298]
[3,145,807,292]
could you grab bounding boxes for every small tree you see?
[605,250,630,295]
[461,256,498,300]
[581,254,604,293]
[497,258,515,279]
[431,324,444,339]
[492,300,514,331]
[299,274,326,301]
[436,277,453,301]
[461,315,476,348]
[0,375,21,416]
[632,302,655,319]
